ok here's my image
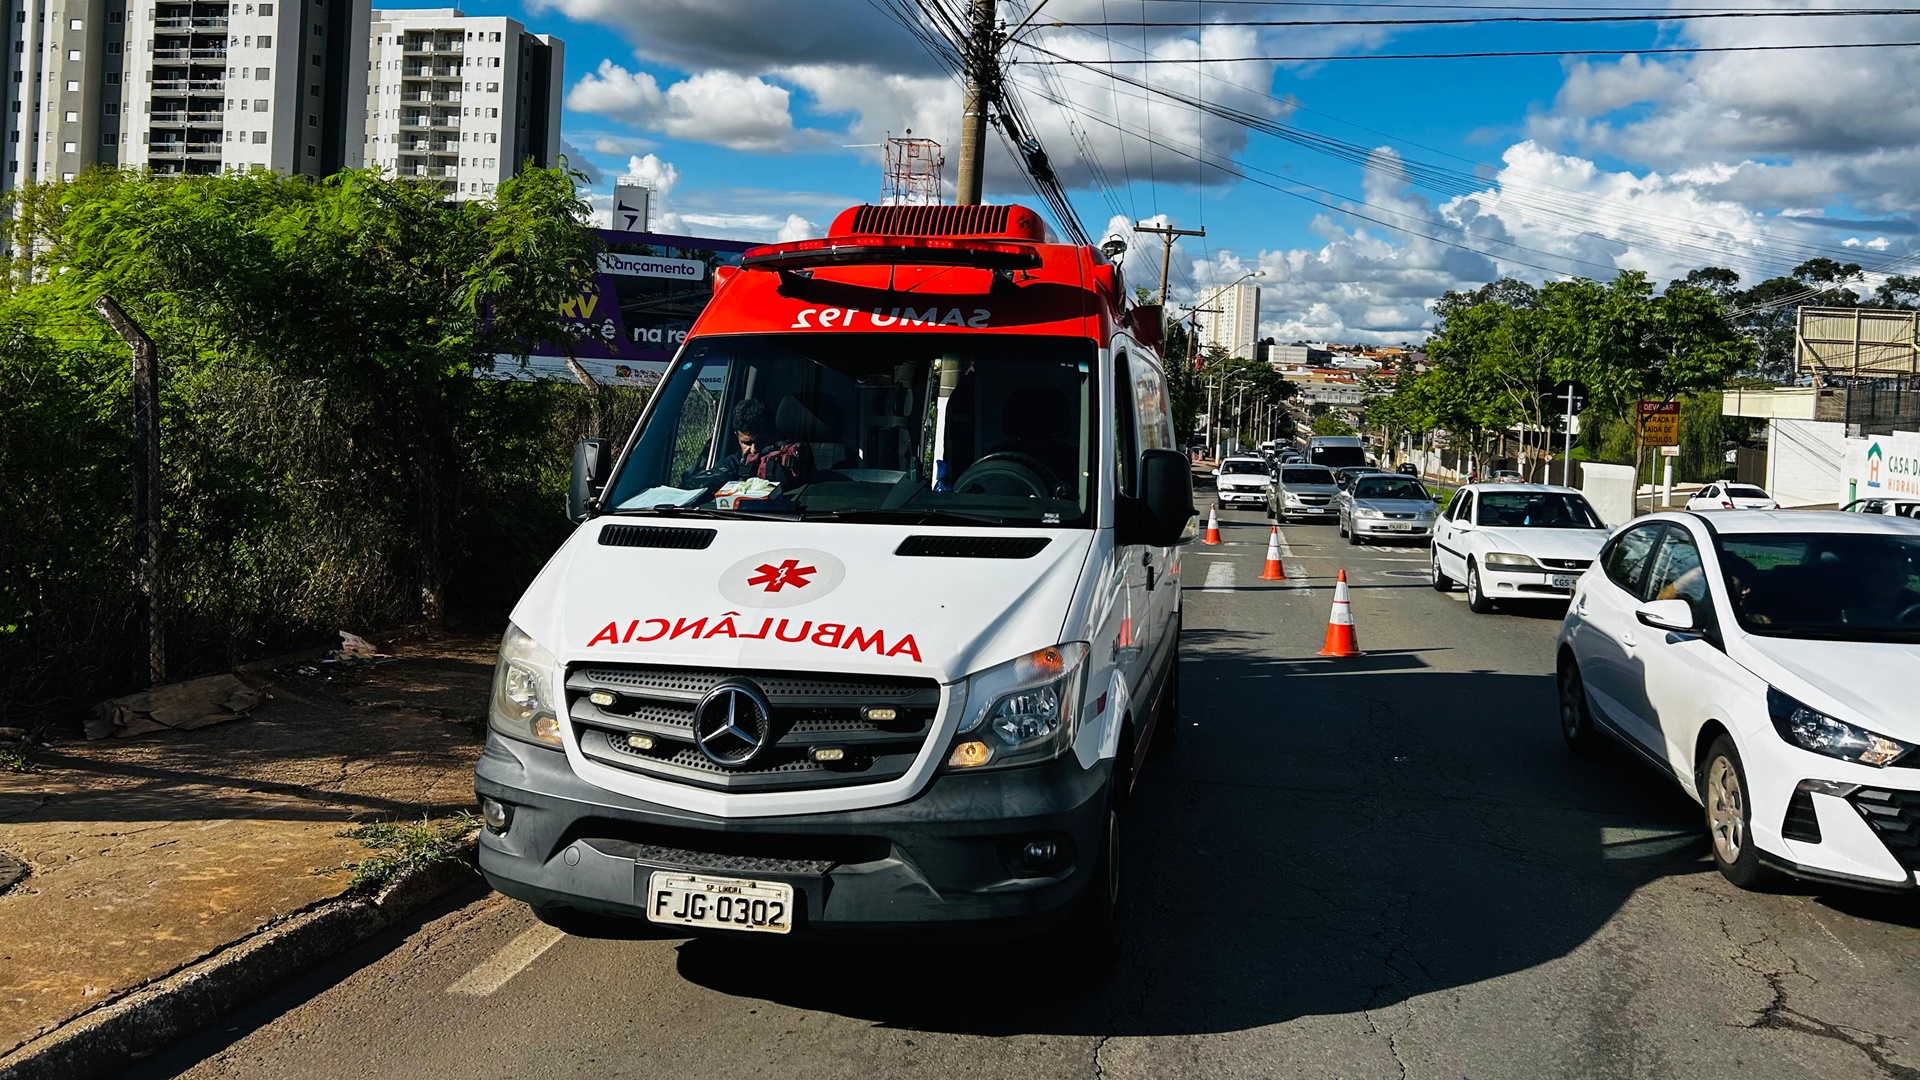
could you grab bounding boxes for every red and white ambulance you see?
[476,203,1193,958]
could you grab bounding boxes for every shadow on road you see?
[671,632,1713,1037]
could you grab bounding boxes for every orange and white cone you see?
[1317,569,1363,657]
[1259,525,1287,580]
[1203,503,1221,545]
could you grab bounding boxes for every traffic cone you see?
[1259,525,1287,580]
[1203,503,1221,545]
[1317,569,1363,657]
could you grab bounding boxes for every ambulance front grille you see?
[565,664,941,793]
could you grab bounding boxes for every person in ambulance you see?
[475,204,1194,963]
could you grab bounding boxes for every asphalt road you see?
[127,505,1920,1080]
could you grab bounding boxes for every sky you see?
[450,0,1920,345]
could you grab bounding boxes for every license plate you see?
[1551,575,1577,590]
[645,871,793,934]
[1384,523,1413,531]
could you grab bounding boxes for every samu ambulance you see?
[475,203,1194,959]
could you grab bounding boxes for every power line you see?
[1038,7,1920,29]
[1017,39,1920,62]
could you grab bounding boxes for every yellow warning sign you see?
[1638,400,1681,446]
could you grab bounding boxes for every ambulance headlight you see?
[490,623,563,749]
[946,643,1088,771]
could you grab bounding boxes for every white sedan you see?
[1431,484,1611,614]
[1685,482,1778,511]
[1557,511,1920,891]
[1844,497,1920,520]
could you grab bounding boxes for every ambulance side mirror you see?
[1119,449,1196,547]
[569,438,612,523]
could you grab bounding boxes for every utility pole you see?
[955,0,997,205]
[1133,221,1205,310]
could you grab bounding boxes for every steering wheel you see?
[953,452,1060,499]
[1895,602,1920,624]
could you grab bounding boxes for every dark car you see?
[1334,466,1390,493]
[1396,463,1419,476]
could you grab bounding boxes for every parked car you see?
[1270,464,1341,524]
[1213,455,1271,508]
[1843,497,1920,519]
[1557,511,1920,891]
[1686,482,1779,511]
[1432,484,1611,613]
[1492,469,1526,484]
[1338,474,1439,546]
[1395,463,1420,477]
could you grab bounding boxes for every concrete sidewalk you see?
[0,632,493,1074]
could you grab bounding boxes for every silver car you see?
[1270,464,1341,524]
[1338,473,1439,545]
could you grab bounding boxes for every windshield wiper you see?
[607,504,798,521]
[799,508,1018,526]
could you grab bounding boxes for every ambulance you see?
[475,204,1194,960]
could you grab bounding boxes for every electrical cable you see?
[1019,39,1920,62]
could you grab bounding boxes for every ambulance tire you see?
[1061,743,1131,973]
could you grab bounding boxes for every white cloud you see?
[568,61,798,152]
[556,140,603,185]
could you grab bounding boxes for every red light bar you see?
[741,234,1043,272]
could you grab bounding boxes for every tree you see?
[1872,275,1920,309]
[1312,413,1355,437]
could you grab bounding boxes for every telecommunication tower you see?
[882,132,945,206]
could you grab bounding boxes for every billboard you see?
[485,227,754,388]
[1796,307,1920,378]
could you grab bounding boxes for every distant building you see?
[128,0,371,177]
[1200,282,1261,360]
[365,9,563,200]
[1262,343,1330,367]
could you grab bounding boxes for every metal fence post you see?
[93,296,163,688]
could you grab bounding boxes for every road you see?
[127,505,1920,1080]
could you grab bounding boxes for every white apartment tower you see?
[1201,282,1262,361]
[3,0,129,190]
[121,0,371,176]
[364,9,561,199]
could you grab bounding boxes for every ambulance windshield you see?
[602,333,1096,528]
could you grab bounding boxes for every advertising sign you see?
[1637,400,1681,446]
[1864,431,1920,496]
[487,228,752,387]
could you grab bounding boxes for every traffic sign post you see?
[1638,400,1681,446]
[1546,380,1590,488]
[1660,444,1680,506]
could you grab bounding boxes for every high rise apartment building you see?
[1201,282,1262,361]
[364,9,560,199]
[1,1,556,195]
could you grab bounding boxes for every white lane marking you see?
[1203,561,1237,592]
[447,924,567,996]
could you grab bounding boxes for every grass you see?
[1429,486,1458,512]
[0,745,37,773]
[336,812,476,894]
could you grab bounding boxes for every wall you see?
[1765,418,1849,507]
[1581,463,1636,526]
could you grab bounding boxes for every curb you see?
[0,837,480,1080]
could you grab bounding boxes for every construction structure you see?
[882,135,944,206]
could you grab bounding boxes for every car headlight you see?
[1768,688,1910,767]
[1355,508,1384,519]
[1284,493,1303,505]
[1483,552,1540,568]
[490,623,563,749]
[945,643,1089,771]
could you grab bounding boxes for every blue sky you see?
[449,1,1920,343]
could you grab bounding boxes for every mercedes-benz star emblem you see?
[693,681,773,767]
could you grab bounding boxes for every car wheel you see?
[1264,501,1275,520]
[1062,752,1131,970]
[1431,548,1453,591]
[1557,660,1603,755]
[1466,562,1495,614]
[1701,736,1780,891]
[1338,517,1348,538]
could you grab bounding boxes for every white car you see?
[1685,482,1778,511]
[1431,484,1611,613]
[1558,511,1920,892]
[1844,497,1920,520]
[1213,456,1271,508]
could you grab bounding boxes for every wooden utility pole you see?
[1132,221,1205,310]
[95,296,164,688]
[954,0,997,205]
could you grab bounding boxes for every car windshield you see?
[1476,491,1603,528]
[1221,460,1266,475]
[1727,485,1771,500]
[1353,478,1431,501]
[1718,533,1920,642]
[1282,467,1334,485]
[602,333,1095,527]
